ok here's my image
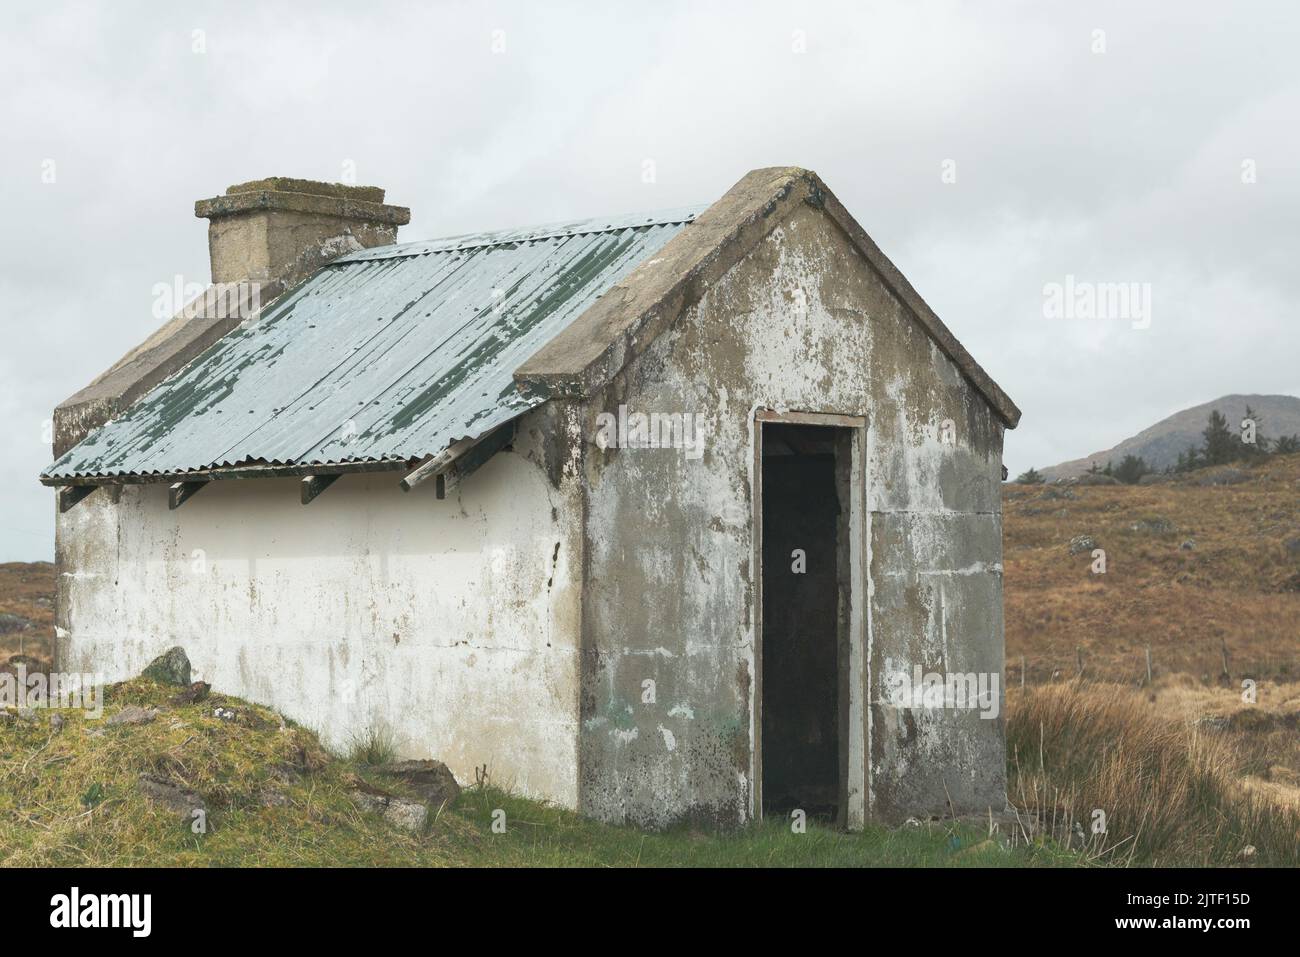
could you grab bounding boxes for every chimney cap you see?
[195,177,410,226]
[225,177,387,203]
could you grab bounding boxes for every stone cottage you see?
[43,167,1020,828]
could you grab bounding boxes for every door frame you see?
[751,409,868,828]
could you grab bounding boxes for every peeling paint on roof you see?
[43,208,702,480]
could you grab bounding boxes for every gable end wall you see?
[576,201,1006,827]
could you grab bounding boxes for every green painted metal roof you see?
[43,207,701,480]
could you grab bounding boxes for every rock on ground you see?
[1067,535,1099,555]
[348,788,428,833]
[376,759,461,808]
[141,647,192,687]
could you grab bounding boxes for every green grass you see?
[0,678,1079,867]
[446,785,1083,867]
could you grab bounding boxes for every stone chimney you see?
[195,177,411,292]
[51,178,410,459]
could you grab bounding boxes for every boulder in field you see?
[1067,535,1099,555]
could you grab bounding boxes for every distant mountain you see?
[1040,394,1300,481]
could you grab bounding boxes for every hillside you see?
[1040,393,1300,481]
[0,562,53,670]
[1004,452,1300,682]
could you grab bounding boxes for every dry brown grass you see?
[1006,681,1300,866]
[1145,676,1300,810]
[1003,454,1300,867]
[0,562,52,671]
[1004,454,1300,684]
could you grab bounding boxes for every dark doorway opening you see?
[760,422,846,822]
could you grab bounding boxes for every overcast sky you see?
[2,1,1296,560]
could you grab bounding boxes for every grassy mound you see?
[0,678,479,866]
[0,678,1078,867]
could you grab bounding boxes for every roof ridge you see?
[333,205,706,264]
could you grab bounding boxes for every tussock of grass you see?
[347,725,397,767]
[1007,681,1300,866]
[0,679,1080,867]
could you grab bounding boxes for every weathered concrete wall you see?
[577,201,1005,827]
[55,407,584,805]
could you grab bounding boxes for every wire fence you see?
[1008,640,1299,689]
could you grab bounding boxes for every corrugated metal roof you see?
[43,207,702,481]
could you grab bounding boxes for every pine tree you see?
[1015,467,1045,485]
[1240,404,1267,460]
[1114,454,1151,485]
[1201,410,1236,466]
[1273,434,1300,455]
